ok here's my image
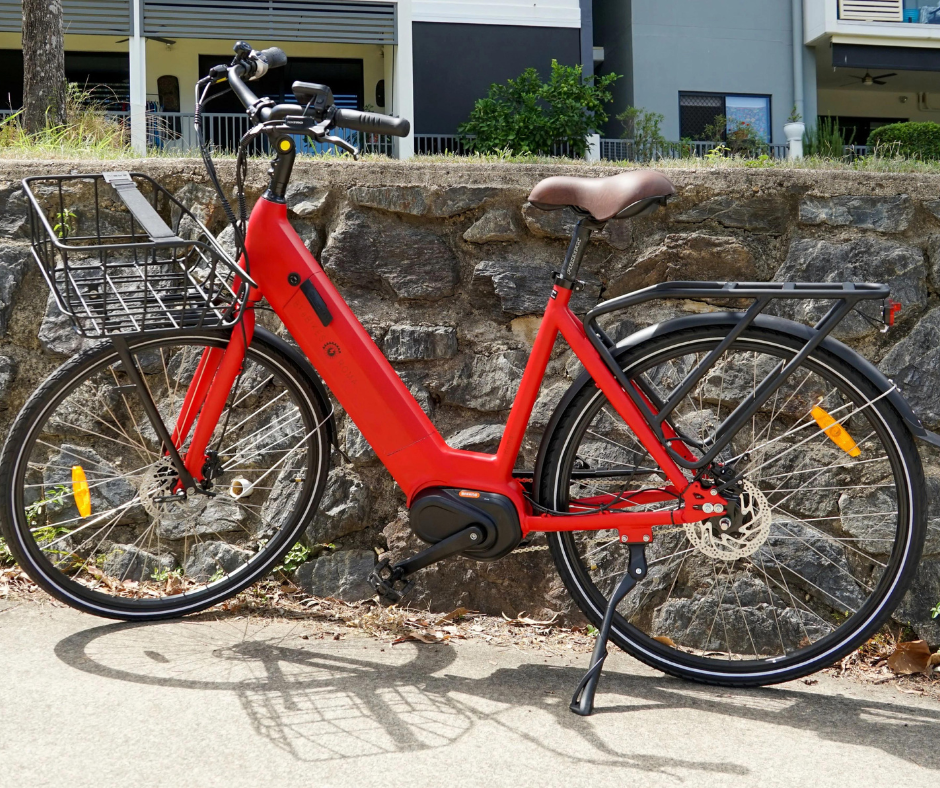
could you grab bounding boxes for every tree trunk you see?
[22,0,67,134]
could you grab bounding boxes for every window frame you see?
[679,91,774,143]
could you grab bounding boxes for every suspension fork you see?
[173,309,256,484]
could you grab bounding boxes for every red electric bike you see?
[3,44,935,714]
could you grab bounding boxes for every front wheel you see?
[538,323,926,686]
[0,331,331,620]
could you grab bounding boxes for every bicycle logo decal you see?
[323,342,341,358]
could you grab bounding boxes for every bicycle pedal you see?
[370,556,414,603]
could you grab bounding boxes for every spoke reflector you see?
[71,465,92,517]
[811,406,861,457]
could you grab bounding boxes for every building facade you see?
[594,0,940,148]
[0,0,591,157]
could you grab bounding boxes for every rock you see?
[38,292,98,356]
[172,182,225,232]
[531,381,570,428]
[652,574,829,656]
[216,224,238,259]
[382,513,573,619]
[895,558,940,646]
[183,541,252,583]
[102,546,175,583]
[438,350,527,412]
[344,421,377,464]
[429,186,498,217]
[348,186,427,216]
[674,196,789,234]
[881,306,940,428]
[472,259,601,315]
[520,203,631,248]
[755,521,866,614]
[447,424,504,452]
[42,444,143,526]
[322,210,458,301]
[285,183,329,218]
[522,203,578,239]
[398,371,435,415]
[0,244,30,336]
[0,185,28,238]
[799,195,913,233]
[608,233,757,297]
[304,467,371,545]
[294,549,376,602]
[0,355,16,407]
[510,315,542,346]
[156,496,250,541]
[383,325,458,361]
[463,208,519,244]
[773,237,927,340]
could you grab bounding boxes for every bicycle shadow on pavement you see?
[54,615,940,773]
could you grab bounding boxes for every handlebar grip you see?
[333,109,411,138]
[256,47,287,70]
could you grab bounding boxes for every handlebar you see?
[221,44,410,140]
[332,109,410,138]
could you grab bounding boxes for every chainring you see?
[684,481,772,560]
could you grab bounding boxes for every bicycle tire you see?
[0,331,331,621]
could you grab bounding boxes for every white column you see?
[129,0,147,155]
[393,0,414,160]
[383,44,394,113]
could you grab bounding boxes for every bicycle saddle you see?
[528,170,676,221]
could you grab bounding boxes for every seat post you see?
[556,216,605,289]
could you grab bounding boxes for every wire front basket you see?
[24,172,251,337]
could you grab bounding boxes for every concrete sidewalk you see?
[1,599,938,788]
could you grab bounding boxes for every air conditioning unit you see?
[839,0,904,22]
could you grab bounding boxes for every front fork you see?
[169,309,256,488]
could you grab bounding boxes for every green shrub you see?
[803,116,853,158]
[616,106,666,161]
[459,61,619,157]
[868,122,940,159]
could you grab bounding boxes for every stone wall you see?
[3,159,940,640]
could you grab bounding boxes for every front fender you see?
[253,326,339,448]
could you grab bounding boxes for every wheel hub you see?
[684,481,771,560]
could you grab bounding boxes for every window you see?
[680,92,772,142]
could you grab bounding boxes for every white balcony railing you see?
[838,0,903,22]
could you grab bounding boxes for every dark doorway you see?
[826,115,909,145]
[0,50,130,112]
[197,55,364,112]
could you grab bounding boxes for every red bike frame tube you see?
[178,196,727,540]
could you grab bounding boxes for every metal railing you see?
[415,134,581,158]
[0,109,392,156]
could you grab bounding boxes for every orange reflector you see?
[811,406,861,457]
[71,465,92,517]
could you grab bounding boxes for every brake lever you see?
[319,133,360,160]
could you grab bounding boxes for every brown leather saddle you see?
[528,170,676,222]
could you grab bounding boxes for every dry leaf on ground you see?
[887,640,935,675]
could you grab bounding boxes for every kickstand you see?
[570,543,648,716]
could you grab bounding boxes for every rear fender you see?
[533,312,940,498]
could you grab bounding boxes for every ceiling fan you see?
[842,71,897,87]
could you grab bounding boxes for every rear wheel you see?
[0,331,331,620]
[538,324,926,685]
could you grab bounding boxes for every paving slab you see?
[1,601,938,788]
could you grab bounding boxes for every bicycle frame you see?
[171,196,723,543]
